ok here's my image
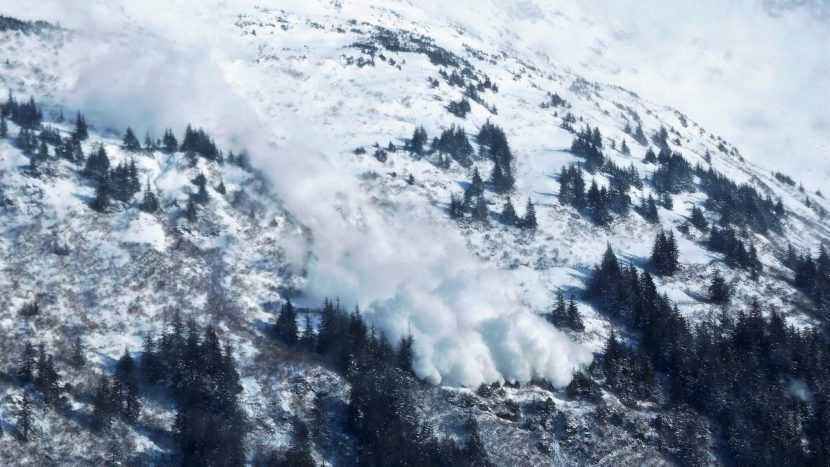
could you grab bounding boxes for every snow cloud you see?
[2,0,593,387]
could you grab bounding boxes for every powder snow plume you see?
[2,0,593,387]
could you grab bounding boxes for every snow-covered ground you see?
[0,2,828,465]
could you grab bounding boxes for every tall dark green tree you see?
[274,299,299,347]
[73,112,88,141]
[650,229,680,276]
[122,127,141,151]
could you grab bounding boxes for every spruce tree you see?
[397,335,414,374]
[122,127,141,151]
[274,299,299,346]
[521,198,537,230]
[71,335,85,368]
[689,205,708,230]
[650,229,679,276]
[17,394,32,442]
[162,128,178,153]
[18,342,35,384]
[449,193,465,219]
[91,174,111,212]
[472,195,488,222]
[567,298,584,332]
[708,270,730,304]
[500,198,518,226]
[73,112,88,141]
[140,179,160,213]
[0,115,7,138]
[408,126,427,155]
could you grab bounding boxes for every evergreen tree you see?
[640,195,659,223]
[216,178,227,195]
[689,205,708,230]
[191,172,209,204]
[36,140,49,161]
[122,127,141,151]
[185,198,198,222]
[397,335,414,374]
[18,342,35,384]
[162,128,178,153]
[0,115,7,138]
[587,181,610,225]
[274,299,299,346]
[91,174,111,212]
[500,198,518,226]
[71,335,85,368]
[549,289,568,327]
[115,350,140,423]
[17,394,32,442]
[620,138,629,155]
[708,270,730,304]
[73,112,88,141]
[91,376,116,431]
[650,229,679,276]
[407,126,428,155]
[83,145,111,181]
[521,198,537,230]
[449,193,465,219]
[472,194,488,222]
[566,298,584,332]
[140,179,160,213]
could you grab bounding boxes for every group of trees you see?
[650,229,679,276]
[787,245,830,310]
[18,343,65,409]
[432,125,475,167]
[558,163,633,226]
[570,125,604,172]
[707,226,763,278]
[1,91,43,129]
[91,351,140,430]
[449,168,535,229]
[498,197,536,230]
[696,166,784,234]
[547,289,584,331]
[270,298,493,466]
[140,319,245,466]
[180,125,221,160]
[585,246,830,465]
[652,149,694,194]
[477,121,514,192]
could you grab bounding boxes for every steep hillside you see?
[0,3,828,466]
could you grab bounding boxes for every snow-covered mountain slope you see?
[0,2,829,466]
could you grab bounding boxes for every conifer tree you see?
[185,198,198,222]
[71,335,85,368]
[140,179,160,213]
[73,112,88,141]
[216,178,226,195]
[449,193,465,219]
[621,138,629,155]
[91,174,111,212]
[689,205,708,230]
[397,335,414,374]
[708,270,730,304]
[500,198,518,226]
[162,128,178,153]
[274,299,299,346]
[407,126,427,155]
[567,298,584,331]
[521,198,537,230]
[17,394,32,442]
[18,342,35,384]
[122,127,141,151]
[0,115,7,138]
[650,229,679,276]
[472,195,488,222]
